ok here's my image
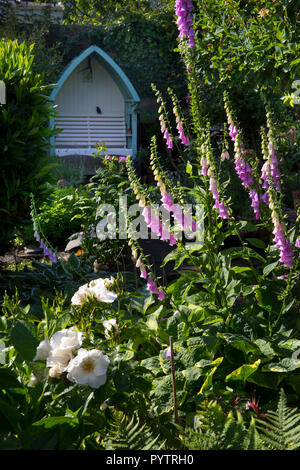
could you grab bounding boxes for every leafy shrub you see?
[35,186,95,247]
[0,38,58,254]
[190,0,299,132]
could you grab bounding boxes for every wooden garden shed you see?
[50,45,140,158]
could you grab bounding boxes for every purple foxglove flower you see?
[218,201,230,219]
[142,206,152,225]
[158,290,165,300]
[160,229,171,242]
[49,252,58,263]
[169,234,177,246]
[163,129,173,149]
[191,220,198,232]
[234,158,254,188]
[173,310,180,317]
[273,223,294,268]
[140,269,147,279]
[200,156,208,176]
[229,124,238,141]
[214,199,220,209]
[221,151,230,161]
[147,277,159,295]
[249,190,260,220]
[261,192,270,205]
[295,238,300,249]
[119,156,127,163]
[209,177,219,200]
[175,0,195,49]
[177,122,190,146]
[149,215,162,236]
[166,347,171,358]
[162,193,174,211]
[43,247,50,257]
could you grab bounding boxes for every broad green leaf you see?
[263,261,279,277]
[235,220,258,232]
[246,238,265,249]
[198,357,223,394]
[262,358,300,373]
[182,366,203,383]
[186,161,193,175]
[225,360,261,382]
[247,370,284,389]
[254,338,275,357]
[11,321,38,362]
[32,416,79,429]
[0,367,22,389]
[0,398,21,433]
[218,333,260,354]
[140,356,161,376]
[152,373,186,414]
[231,266,252,274]
[161,247,188,269]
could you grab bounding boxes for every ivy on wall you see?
[45,11,187,100]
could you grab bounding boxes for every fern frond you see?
[102,411,164,450]
[178,403,262,450]
[256,389,300,450]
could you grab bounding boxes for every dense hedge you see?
[3,11,187,102]
[0,39,58,254]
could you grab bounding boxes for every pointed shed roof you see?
[50,44,140,103]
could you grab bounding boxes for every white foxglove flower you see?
[34,338,51,361]
[103,319,118,338]
[66,348,109,389]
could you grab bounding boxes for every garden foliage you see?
[0,39,58,254]
[0,0,299,451]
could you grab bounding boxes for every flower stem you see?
[169,336,179,425]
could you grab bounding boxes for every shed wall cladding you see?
[54,57,126,150]
[55,57,124,115]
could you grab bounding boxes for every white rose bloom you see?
[34,338,51,361]
[28,374,39,387]
[49,326,83,353]
[71,278,117,306]
[89,278,117,304]
[46,347,73,371]
[46,326,84,371]
[48,364,64,379]
[103,319,118,338]
[71,283,91,306]
[66,348,109,389]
